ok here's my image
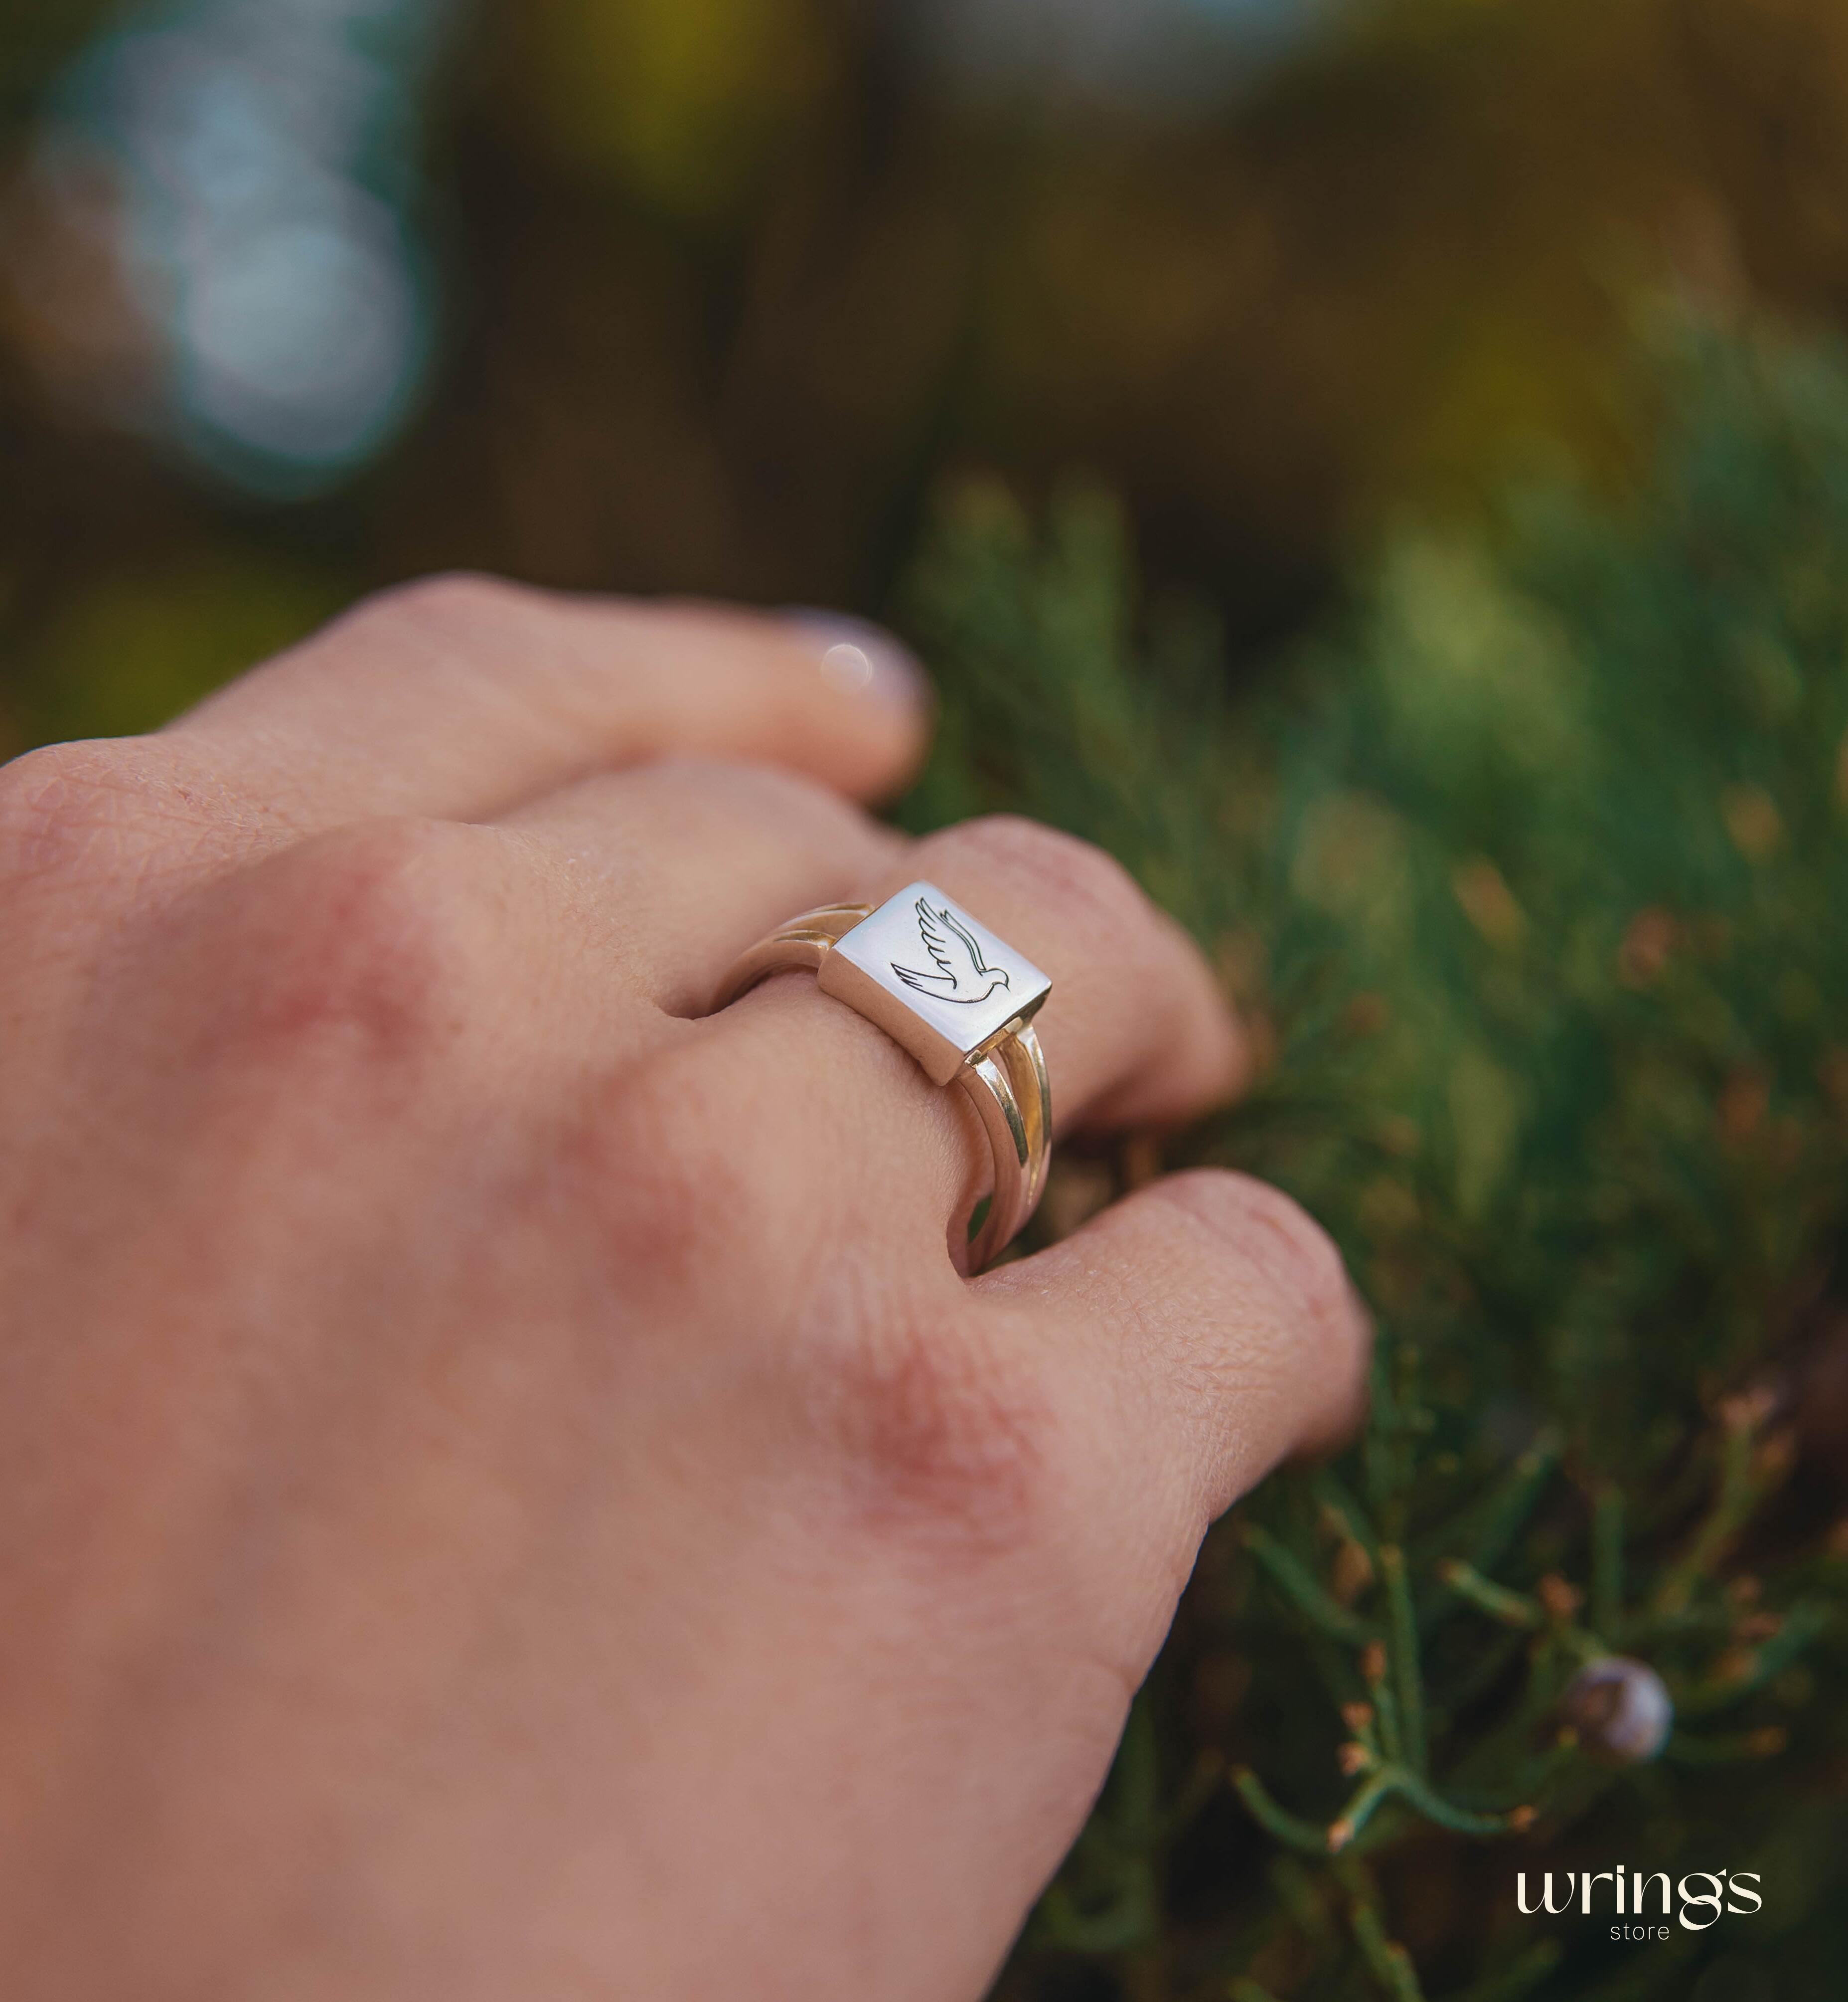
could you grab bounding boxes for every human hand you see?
[0,578,1367,2000]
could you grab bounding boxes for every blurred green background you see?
[6,0,1848,748]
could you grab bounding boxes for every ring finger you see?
[493,770,1243,1271]
[704,813,1247,1262]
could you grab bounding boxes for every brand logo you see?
[1516,1870,1761,1940]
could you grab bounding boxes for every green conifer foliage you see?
[901,324,1848,2000]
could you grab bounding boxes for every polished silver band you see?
[713,890,1053,1272]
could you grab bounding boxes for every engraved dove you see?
[891,897,1013,1005]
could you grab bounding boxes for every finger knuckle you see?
[637,754,857,823]
[582,1037,823,1306]
[195,818,499,1076]
[333,571,534,654]
[956,814,1147,931]
[588,1041,1063,1554]
[0,738,171,899]
[1168,1168,1366,1375]
[805,1301,1060,1557]
[619,757,889,872]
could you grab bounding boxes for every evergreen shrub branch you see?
[899,319,1848,1999]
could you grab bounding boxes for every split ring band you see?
[713,882,1052,1272]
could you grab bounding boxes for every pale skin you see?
[0,578,1368,2001]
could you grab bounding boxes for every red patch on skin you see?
[810,1312,1053,1559]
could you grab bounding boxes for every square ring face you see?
[817,880,1051,1085]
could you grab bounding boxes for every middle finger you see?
[492,758,905,1018]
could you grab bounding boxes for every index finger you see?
[166,577,931,829]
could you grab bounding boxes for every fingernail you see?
[782,609,934,716]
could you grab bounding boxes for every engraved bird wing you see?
[892,897,995,997]
[938,904,993,979]
[914,897,958,981]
